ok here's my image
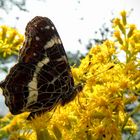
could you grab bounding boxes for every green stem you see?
[36,128,54,140]
[122,103,140,131]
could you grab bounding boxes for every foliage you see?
[87,23,113,50]
[67,50,84,66]
[0,11,140,140]
[0,0,27,13]
[0,0,46,14]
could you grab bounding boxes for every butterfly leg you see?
[27,110,47,120]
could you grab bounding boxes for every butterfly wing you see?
[0,63,35,114]
[0,16,76,119]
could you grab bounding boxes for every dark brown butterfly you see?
[0,16,81,120]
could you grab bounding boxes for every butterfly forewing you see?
[0,16,77,119]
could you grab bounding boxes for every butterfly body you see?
[0,16,79,119]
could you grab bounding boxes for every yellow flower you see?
[1,10,140,140]
[127,24,136,38]
[0,25,24,58]
[113,18,120,27]
[114,30,123,44]
[120,10,127,25]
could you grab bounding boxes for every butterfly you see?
[0,16,82,120]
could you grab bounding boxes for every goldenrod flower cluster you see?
[0,11,140,140]
[0,25,24,58]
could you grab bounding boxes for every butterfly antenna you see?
[94,65,114,77]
